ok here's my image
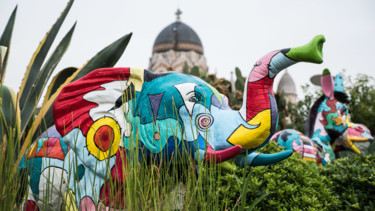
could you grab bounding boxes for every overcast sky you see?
[1,0,374,99]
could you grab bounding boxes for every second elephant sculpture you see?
[271,69,374,166]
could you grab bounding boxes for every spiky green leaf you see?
[31,66,77,140]
[41,67,77,107]
[20,32,132,144]
[0,85,20,145]
[0,6,17,83]
[72,32,132,81]
[18,0,74,108]
[20,23,76,133]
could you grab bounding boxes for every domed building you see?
[277,70,297,104]
[149,9,208,73]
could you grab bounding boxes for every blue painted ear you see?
[334,73,344,92]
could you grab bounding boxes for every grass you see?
[0,122,265,210]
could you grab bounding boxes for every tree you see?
[347,74,375,134]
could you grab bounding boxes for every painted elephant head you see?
[305,69,374,163]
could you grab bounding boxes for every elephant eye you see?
[189,96,199,102]
[196,114,214,130]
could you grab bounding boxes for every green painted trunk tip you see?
[322,68,330,75]
[285,34,325,64]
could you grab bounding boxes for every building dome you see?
[149,9,208,73]
[152,11,203,54]
[277,70,297,96]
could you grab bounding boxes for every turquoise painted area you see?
[312,129,330,144]
[123,111,183,153]
[334,73,344,92]
[318,99,347,133]
[317,98,331,113]
[134,72,221,125]
[277,130,302,150]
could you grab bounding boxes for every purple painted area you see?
[211,94,230,110]
[269,91,278,133]
[40,125,62,138]
[148,92,164,120]
[249,51,278,82]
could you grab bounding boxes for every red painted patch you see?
[94,125,114,151]
[24,200,39,211]
[246,77,274,121]
[54,68,131,136]
[27,138,65,160]
[100,147,128,208]
[204,144,242,163]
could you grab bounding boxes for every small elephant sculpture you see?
[271,69,374,166]
[19,35,325,210]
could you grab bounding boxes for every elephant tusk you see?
[234,150,293,167]
[350,144,361,154]
[204,144,243,163]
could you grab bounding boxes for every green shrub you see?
[212,142,340,210]
[320,154,375,210]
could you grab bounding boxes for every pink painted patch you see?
[292,140,303,155]
[248,51,279,83]
[347,126,364,138]
[304,147,316,155]
[154,133,160,140]
[79,196,96,211]
[321,73,334,100]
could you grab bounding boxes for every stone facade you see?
[149,49,207,73]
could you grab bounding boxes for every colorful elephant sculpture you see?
[271,69,374,166]
[19,35,326,210]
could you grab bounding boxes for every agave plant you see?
[0,0,132,174]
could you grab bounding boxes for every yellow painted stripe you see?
[228,109,271,149]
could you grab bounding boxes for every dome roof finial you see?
[175,9,182,22]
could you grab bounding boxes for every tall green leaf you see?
[32,66,77,140]
[0,6,17,83]
[15,32,133,171]
[20,23,76,133]
[18,0,74,108]
[0,85,20,145]
[41,66,77,107]
[72,32,132,81]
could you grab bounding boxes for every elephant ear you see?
[333,73,344,92]
[53,67,145,160]
[321,68,334,100]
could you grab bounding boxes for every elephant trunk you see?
[228,35,326,151]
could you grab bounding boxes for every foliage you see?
[0,0,131,168]
[347,74,375,134]
[234,67,245,91]
[182,61,208,80]
[211,142,340,210]
[0,0,132,208]
[320,154,375,210]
